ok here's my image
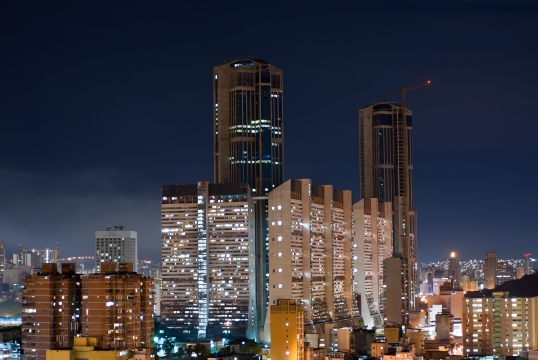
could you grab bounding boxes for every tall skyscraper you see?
[213,58,283,188]
[352,199,392,327]
[484,252,498,289]
[213,58,284,336]
[161,182,254,340]
[448,252,462,289]
[95,226,138,273]
[264,179,356,342]
[359,102,417,324]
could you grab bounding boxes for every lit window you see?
[278,252,282,257]
[279,284,282,288]
[278,236,282,241]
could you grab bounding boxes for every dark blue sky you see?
[1,1,537,264]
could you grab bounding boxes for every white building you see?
[160,181,255,340]
[352,199,392,327]
[94,227,137,273]
[263,179,355,342]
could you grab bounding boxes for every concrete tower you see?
[359,102,418,323]
[213,58,284,336]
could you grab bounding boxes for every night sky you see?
[1,1,537,264]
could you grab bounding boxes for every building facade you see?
[21,262,153,360]
[95,228,138,273]
[352,199,392,327]
[21,263,81,360]
[359,102,418,321]
[383,257,404,325]
[80,262,154,350]
[463,292,538,357]
[213,58,283,189]
[263,179,355,342]
[160,182,254,340]
[270,299,304,360]
[213,58,284,336]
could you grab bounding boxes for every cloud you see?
[0,168,161,267]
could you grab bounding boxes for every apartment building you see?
[463,292,538,356]
[81,262,154,350]
[264,179,355,342]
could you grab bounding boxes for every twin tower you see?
[160,58,417,341]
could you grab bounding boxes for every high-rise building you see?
[484,252,498,289]
[0,241,5,284]
[264,179,356,342]
[463,292,538,356]
[447,252,462,289]
[161,182,254,340]
[213,58,283,189]
[270,299,304,360]
[213,58,284,337]
[359,102,418,323]
[80,262,154,349]
[95,227,138,273]
[21,263,82,360]
[21,262,154,360]
[352,199,392,327]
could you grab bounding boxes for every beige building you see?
[81,262,154,350]
[427,290,464,323]
[270,299,304,360]
[352,199,392,327]
[370,342,385,358]
[463,292,538,357]
[46,337,130,360]
[263,179,354,342]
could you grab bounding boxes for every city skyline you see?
[1,1,538,264]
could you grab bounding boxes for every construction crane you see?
[390,80,431,327]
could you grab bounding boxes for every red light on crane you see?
[427,80,431,84]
